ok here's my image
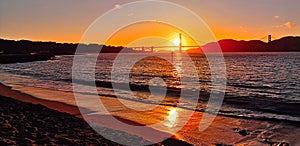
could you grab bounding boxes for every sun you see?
[173,38,180,46]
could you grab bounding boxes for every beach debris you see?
[256,124,295,146]
[276,142,289,146]
[233,128,250,136]
[162,138,193,146]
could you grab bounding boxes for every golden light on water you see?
[164,108,179,128]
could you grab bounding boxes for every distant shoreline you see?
[1,36,300,56]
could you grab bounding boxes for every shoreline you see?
[0,83,191,145]
[1,82,300,145]
[3,79,299,126]
[74,79,300,123]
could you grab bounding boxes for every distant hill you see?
[0,39,137,55]
[188,36,300,53]
[1,36,300,56]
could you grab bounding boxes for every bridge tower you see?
[179,33,182,53]
[142,46,145,52]
[268,35,272,43]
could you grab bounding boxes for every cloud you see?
[272,21,295,29]
[127,13,134,17]
[272,25,282,28]
[114,4,121,9]
[239,26,248,33]
[284,22,295,29]
[274,16,280,19]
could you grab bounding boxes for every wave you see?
[2,71,300,124]
[71,79,300,121]
[72,79,183,96]
[229,83,276,90]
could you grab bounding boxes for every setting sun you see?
[173,38,180,46]
[104,21,199,52]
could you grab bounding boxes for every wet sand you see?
[1,83,300,145]
[0,83,192,145]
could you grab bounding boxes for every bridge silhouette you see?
[128,33,201,53]
[127,34,275,53]
[259,35,277,43]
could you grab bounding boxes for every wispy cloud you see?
[284,22,295,29]
[272,25,282,28]
[274,15,280,19]
[114,4,121,9]
[239,26,248,33]
[272,21,295,29]
[128,13,134,17]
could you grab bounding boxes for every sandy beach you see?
[1,95,131,145]
[1,83,300,145]
[0,83,193,145]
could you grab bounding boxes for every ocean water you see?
[1,52,300,122]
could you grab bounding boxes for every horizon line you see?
[1,35,300,47]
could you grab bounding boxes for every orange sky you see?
[106,21,198,49]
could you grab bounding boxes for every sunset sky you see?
[0,0,299,45]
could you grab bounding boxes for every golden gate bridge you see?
[128,33,201,53]
[127,33,275,53]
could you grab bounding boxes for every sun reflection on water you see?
[164,108,179,128]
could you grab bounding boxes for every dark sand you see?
[0,95,124,145]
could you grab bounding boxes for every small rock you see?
[238,130,249,136]
[34,136,50,144]
[56,137,74,145]
[0,138,16,145]
[233,128,249,136]
[162,138,193,146]
[277,142,289,146]
[16,138,33,145]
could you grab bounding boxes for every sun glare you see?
[173,38,180,46]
